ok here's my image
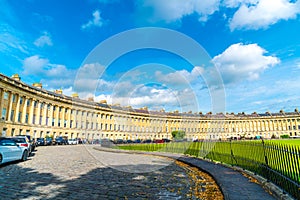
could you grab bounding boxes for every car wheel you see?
[22,150,28,161]
[0,154,2,164]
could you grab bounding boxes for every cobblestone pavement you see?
[0,145,222,200]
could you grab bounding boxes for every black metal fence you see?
[184,140,300,199]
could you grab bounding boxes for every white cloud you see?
[137,0,220,23]
[223,0,258,8]
[23,55,70,77]
[23,55,49,75]
[34,31,53,47]
[212,43,280,84]
[229,0,300,30]
[81,10,104,30]
[73,63,107,94]
[76,63,106,79]
[106,85,183,110]
[22,55,75,88]
[155,66,204,85]
[72,72,201,112]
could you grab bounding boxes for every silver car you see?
[0,137,28,165]
[68,138,78,145]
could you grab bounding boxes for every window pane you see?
[2,108,7,120]
[3,92,8,100]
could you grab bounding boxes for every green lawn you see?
[265,139,300,146]
[118,140,300,185]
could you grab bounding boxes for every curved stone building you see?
[1,73,299,141]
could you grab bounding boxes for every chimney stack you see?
[54,89,63,95]
[32,83,42,89]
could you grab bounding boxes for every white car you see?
[0,137,28,165]
[68,138,78,145]
[10,136,31,156]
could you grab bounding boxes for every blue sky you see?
[1,0,300,114]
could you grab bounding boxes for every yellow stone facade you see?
[1,73,300,141]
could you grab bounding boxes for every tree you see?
[171,130,186,140]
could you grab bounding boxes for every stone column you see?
[35,101,41,125]
[21,97,28,123]
[61,107,65,128]
[66,108,71,128]
[0,89,5,119]
[7,92,14,122]
[77,110,82,129]
[29,99,35,124]
[48,104,53,126]
[55,106,59,127]
[14,94,20,122]
[42,103,47,125]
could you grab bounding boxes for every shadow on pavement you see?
[0,162,197,199]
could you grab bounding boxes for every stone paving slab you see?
[94,147,279,200]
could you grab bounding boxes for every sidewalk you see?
[94,147,283,200]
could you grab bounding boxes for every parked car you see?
[54,137,68,145]
[67,138,78,145]
[92,139,100,144]
[77,138,82,144]
[10,136,31,156]
[100,139,114,147]
[45,138,53,145]
[154,139,164,143]
[134,139,141,143]
[126,139,133,144]
[143,139,152,143]
[31,138,37,151]
[113,139,124,144]
[36,138,45,146]
[162,138,171,143]
[0,137,28,165]
[16,135,36,151]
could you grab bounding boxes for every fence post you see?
[230,139,237,166]
[261,137,270,182]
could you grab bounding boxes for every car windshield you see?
[12,138,26,143]
[0,139,17,146]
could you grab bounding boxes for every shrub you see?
[280,134,289,139]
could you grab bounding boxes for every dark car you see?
[126,139,133,144]
[36,138,45,146]
[77,138,83,144]
[113,139,124,144]
[162,138,171,143]
[134,139,141,143]
[45,138,53,145]
[55,137,68,145]
[30,138,37,151]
